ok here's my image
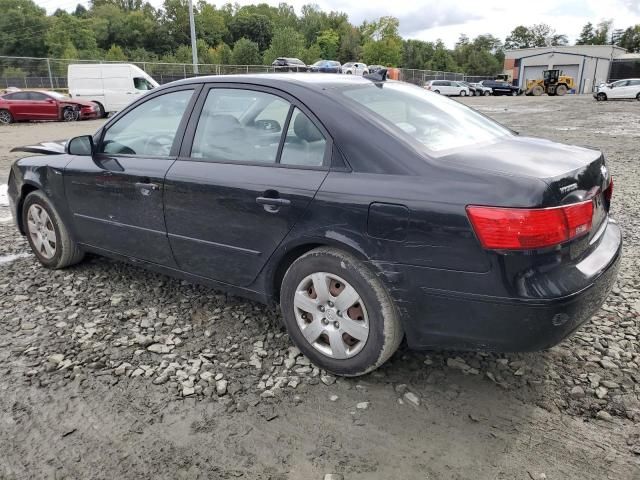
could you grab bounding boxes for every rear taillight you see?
[466,200,594,250]
[603,177,613,205]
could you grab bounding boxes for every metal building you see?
[503,45,631,93]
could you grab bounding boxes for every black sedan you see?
[7,72,621,376]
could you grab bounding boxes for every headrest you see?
[293,113,323,142]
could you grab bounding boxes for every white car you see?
[594,78,640,101]
[424,80,470,96]
[342,62,368,75]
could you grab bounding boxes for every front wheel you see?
[62,107,78,122]
[483,90,491,96]
[22,191,84,269]
[597,92,607,101]
[460,90,467,96]
[280,247,403,376]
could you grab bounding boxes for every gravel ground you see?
[0,95,639,480]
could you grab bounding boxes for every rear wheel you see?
[22,191,84,269]
[280,247,403,376]
[483,90,491,96]
[555,84,568,96]
[0,109,13,124]
[434,89,440,94]
[597,92,607,101]
[511,89,518,96]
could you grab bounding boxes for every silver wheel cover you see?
[294,272,369,359]
[27,204,57,259]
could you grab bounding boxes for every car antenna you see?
[363,68,387,83]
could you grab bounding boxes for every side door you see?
[28,92,59,119]
[609,80,627,99]
[164,85,330,287]
[3,92,30,119]
[64,86,198,265]
[629,79,640,98]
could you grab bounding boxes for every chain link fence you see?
[0,55,496,90]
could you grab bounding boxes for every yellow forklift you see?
[526,69,576,96]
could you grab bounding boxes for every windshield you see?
[343,62,354,67]
[312,61,324,66]
[339,81,512,153]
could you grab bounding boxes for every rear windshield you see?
[338,81,512,153]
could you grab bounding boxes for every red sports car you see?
[0,90,99,124]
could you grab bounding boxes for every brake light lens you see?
[466,200,594,250]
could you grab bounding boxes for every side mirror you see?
[66,135,94,156]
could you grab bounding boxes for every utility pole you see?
[188,0,198,75]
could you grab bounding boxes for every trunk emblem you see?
[559,183,578,194]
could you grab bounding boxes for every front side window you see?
[28,92,50,101]
[134,77,154,91]
[191,89,290,163]
[100,89,193,157]
[280,108,327,167]
[340,81,512,154]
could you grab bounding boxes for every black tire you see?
[0,109,13,124]
[62,107,77,122]
[555,84,568,96]
[636,92,640,101]
[280,247,403,376]
[93,102,107,118]
[22,190,84,269]
[346,71,352,74]
[434,89,440,94]
[597,92,607,102]
[460,90,467,96]
[483,90,491,96]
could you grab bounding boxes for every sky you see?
[36,0,640,48]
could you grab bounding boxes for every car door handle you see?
[256,197,291,207]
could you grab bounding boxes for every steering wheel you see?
[143,134,174,156]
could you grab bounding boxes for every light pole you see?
[188,0,198,74]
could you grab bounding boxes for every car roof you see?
[169,73,378,90]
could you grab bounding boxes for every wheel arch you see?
[267,237,370,302]
[16,182,41,234]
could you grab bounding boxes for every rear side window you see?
[190,89,290,163]
[280,108,327,167]
[100,89,193,156]
[3,92,29,100]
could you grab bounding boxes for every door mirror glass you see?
[67,135,94,156]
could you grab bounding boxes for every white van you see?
[68,63,159,117]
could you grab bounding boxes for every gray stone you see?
[570,386,585,399]
[216,379,228,396]
[147,344,172,354]
[356,402,369,410]
[403,391,421,407]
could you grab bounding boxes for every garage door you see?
[553,64,580,91]
[522,65,547,88]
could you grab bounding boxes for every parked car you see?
[308,60,342,73]
[478,79,520,96]
[594,79,640,101]
[7,74,620,376]
[367,65,384,74]
[271,57,308,72]
[68,63,158,118]
[424,80,470,96]
[468,82,492,96]
[342,62,368,75]
[0,90,98,124]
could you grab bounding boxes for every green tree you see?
[338,25,361,63]
[231,38,261,65]
[618,25,640,52]
[229,13,273,51]
[262,26,306,64]
[576,22,595,44]
[45,12,99,58]
[105,43,127,60]
[207,42,233,64]
[402,39,434,69]
[0,0,49,57]
[505,24,566,49]
[196,1,228,47]
[302,43,322,64]
[315,29,339,59]
[593,20,613,45]
[361,17,403,66]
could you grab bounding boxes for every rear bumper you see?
[378,220,622,351]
